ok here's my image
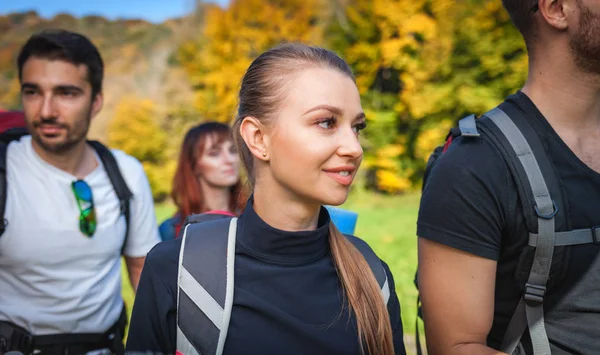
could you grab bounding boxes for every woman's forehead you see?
[203,133,232,149]
[283,67,361,115]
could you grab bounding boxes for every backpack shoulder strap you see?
[177,216,237,355]
[88,141,133,255]
[0,143,7,237]
[482,107,555,355]
[345,234,390,304]
[478,108,566,233]
[458,114,480,137]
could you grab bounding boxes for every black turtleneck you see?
[126,201,406,355]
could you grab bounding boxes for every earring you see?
[262,152,267,157]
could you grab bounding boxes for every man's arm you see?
[116,153,160,288]
[125,256,146,292]
[418,238,506,355]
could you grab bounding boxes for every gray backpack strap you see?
[345,235,390,304]
[177,217,238,355]
[529,227,600,246]
[458,114,480,137]
[486,108,555,355]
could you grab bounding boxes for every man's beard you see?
[569,3,600,75]
[29,111,92,155]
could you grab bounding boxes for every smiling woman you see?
[126,43,406,355]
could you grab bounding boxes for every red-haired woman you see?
[158,122,246,241]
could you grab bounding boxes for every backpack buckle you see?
[524,283,546,305]
[534,200,558,219]
[592,226,600,245]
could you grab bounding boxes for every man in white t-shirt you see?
[0,29,160,355]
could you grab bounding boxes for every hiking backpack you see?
[175,212,391,355]
[0,111,133,253]
[415,106,599,355]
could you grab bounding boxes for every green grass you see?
[121,192,420,344]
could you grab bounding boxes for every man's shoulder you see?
[431,122,509,182]
[108,148,143,172]
[5,135,31,159]
[102,147,147,186]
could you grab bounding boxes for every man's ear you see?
[91,92,103,119]
[239,116,270,161]
[538,0,571,31]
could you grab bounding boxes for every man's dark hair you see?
[502,0,539,41]
[17,29,104,97]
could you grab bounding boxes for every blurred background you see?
[0,0,528,350]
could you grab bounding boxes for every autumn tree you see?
[175,0,528,194]
[327,0,526,193]
[177,0,326,123]
[108,96,174,201]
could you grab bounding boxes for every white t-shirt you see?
[0,136,160,335]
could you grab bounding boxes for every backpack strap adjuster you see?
[534,200,558,219]
[524,283,546,305]
[119,200,127,215]
[592,226,600,245]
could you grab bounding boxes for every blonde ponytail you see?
[329,223,395,355]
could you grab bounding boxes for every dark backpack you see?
[415,106,597,355]
[174,212,391,355]
[0,112,133,254]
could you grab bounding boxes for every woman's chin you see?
[317,191,349,207]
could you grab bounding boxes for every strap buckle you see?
[524,283,546,305]
[119,200,127,215]
[534,200,558,220]
[592,226,600,245]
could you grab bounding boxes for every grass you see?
[121,192,421,349]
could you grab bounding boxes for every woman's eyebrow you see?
[303,104,343,116]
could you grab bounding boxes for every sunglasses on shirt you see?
[72,180,97,237]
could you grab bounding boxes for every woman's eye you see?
[353,122,367,134]
[318,118,335,129]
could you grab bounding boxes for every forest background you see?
[0,0,528,199]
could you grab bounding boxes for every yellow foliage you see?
[376,169,411,194]
[173,0,530,194]
[108,96,171,200]
[0,78,21,109]
[415,121,453,162]
[368,143,412,194]
[179,0,326,122]
[142,160,177,202]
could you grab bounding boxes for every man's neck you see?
[199,181,232,212]
[523,56,600,132]
[31,139,97,178]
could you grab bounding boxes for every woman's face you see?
[265,67,365,207]
[195,136,240,188]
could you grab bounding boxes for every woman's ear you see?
[239,116,270,161]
